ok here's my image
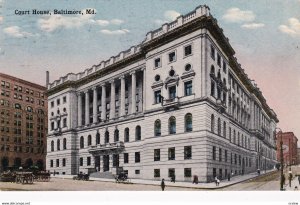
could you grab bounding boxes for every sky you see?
[0,0,300,142]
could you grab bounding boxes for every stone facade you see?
[46,5,278,182]
[0,73,47,171]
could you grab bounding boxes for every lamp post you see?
[276,128,284,191]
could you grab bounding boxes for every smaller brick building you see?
[276,132,298,166]
[0,72,47,171]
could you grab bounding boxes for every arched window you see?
[223,122,226,138]
[27,106,33,112]
[217,118,221,135]
[105,131,109,144]
[57,139,60,151]
[217,70,221,79]
[37,109,44,115]
[124,128,129,142]
[80,136,84,148]
[154,120,161,137]
[169,116,176,134]
[211,114,215,133]
[96,133,100,145]
[88,135,92,146]
[185,113,192,132]
[114,129,119,142]
[51,140,54,152]
[63,138,67,150]
[135,126,141,141]
[15,103,22,109]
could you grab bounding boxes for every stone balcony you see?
[250,129,265,140]
[162,97,180,111]
[88,141,125,155]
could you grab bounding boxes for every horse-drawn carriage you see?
[34,171,51,182]
[15,172,34,184]
[73,173,90,181]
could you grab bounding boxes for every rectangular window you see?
[184,168,192,178]
[211,45,215,60]
[135,152,140,163]
[168,51,176,62]
[225,150,228,162]
[62,158,66,167]
[124,153,129,164]
[154,169,160,178]
[135,170,140,174]
[50,160,53,167]
[168,147,175,160]
[223,60,227,73]
[154,90,162,104]
[51,122,54,130]
[80,157,83,166]
[184,45,192,56]
[63,96,67,103]
[51,101,54,108]
[219,148,222,161]
[56,159,59,167]
[63,118,67,127]
[87,157,91,166]
[57,99,60,105]
[184,146,192,160]
[168,168,175,178]
[217,53,221,67]
[213,146,216,160]
[169,86,176,99]
[154,58,161,68]
[184,81,192,96]
[154,149,160,161]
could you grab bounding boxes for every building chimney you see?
[46,71,49,87]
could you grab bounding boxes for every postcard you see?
[0,0,300,204]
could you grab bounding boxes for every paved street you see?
[0,170,299,191]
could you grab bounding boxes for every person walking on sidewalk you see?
[215,176,218,186]
[289,172,293,188]
[161,178,165,191]
[227,173,231,181]
[298,175,300,185]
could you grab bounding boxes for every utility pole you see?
[279,131,284,191]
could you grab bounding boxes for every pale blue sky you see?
[1,0,300,140]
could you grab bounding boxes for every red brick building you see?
[0,73,47,171]
[276,132,298,165]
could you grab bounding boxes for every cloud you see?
[0,16,3,24]
[3,26,35,38]
[110,19,124,25]
[38,8,125,32]
[242,23,265,29]
[154,10,180,25]
[279,18,300,37]
[100,29,130,35]
[223,8,255,23]
[164,10,180,21]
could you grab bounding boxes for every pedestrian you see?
[283,174,286,185]
[215,176,218,186]
[289,173,293,188]
[217,178,220,186]
[298,175,300,185]
[227,173,231,181]
[161,178,165,191]
[192,175,198,184]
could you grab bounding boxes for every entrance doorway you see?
[1,157,9,171]
[103,155,109,172]
[95,156,100,171]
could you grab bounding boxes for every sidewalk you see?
[53,169,276,190]
[284,176,300,191]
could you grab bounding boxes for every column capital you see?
[140,66,146,71]
[92,86,98,91]
[76,92,83,97]
[84,90,89,94]
[100,83,106,87]
[119,75,125,80]
[130,70,136,75]
[109,79,116,84]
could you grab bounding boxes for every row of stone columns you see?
[77,71,138,127]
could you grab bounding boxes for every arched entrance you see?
[14,158,22,169]
[1,157,9,171]
[36,159,44,170]
[24,158,33,169]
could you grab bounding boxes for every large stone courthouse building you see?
[0,73,47,171]
[46,5,278,182]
